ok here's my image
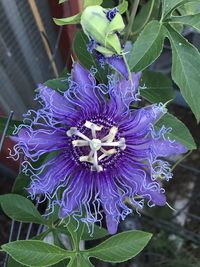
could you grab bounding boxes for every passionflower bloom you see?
[11,63,187,234]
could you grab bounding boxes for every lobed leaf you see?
[162,0,200,18]
[82,224,108,241]
[132,0,160,36]
[2,240,72,267]
[0,194,47,225]
[178,2,200,15]
[79,254,94,267]
[128,20,165,72]
[166,25,200,122]
[169,14,200,32]
[140,71,175,103]
[85,230,152,263]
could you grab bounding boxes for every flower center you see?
[67,120,126,172]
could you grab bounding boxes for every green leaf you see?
[11,173,30,197]
[83,0,103,9]
[140,71,175,103]
[102,0,115,8]
[53,13,81,26]
[2,240,72,267]
[7,230,52,267]
[85,230,152,263]
[44,77,69,93]
[52,229,66,249]
[7,257,25,267]
[0,194,47,225]
[32,229,52,240]
[128,20,165,72]
[118,0,128,14]
[66,217,85,251]
[169,14,200,32]
[178,2,199,15]
[162,0,200,18]
[53,259,70,267]
[155,113,196,150]
[79,254,94,267]
[162,0,185,17]
[166,25,200,122]
[67,254,94,267]
[82,224,108,241]
[132,0,160,35]
[0,117,21,136]
[73,31,108,84]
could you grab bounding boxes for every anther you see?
[67,127,77,137]
[72,140,89,147]
[101,126,118,142]
[84,121,103,131]
[68,121,126,172]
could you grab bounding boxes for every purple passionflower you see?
[11,63,187,234]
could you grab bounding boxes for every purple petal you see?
[38,84,74,120]
[105,214,118,235]
[122,169,166,206]
[152,139,188,157]
[113,71,142,108]
[100,177,120,235]
[106,56,129,79]
[72,62,95,86]
[28,152,71,195]
[132,104,167,133]
[13,127,67,158]
[120,104,167,135]
[59,171,85,218]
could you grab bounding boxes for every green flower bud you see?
[81,5,125,56]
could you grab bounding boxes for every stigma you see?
[67,121,126,172]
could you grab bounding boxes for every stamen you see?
[101,138,126,150]
[84,121,103,131]
[72,140,89,147]
[79,155,93,162]
[98,148,117,161]
[67,128,90,141]
[68,121,126,171]
[66,127,78,137]
[101,126,118,142]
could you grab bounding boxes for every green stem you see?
[171,150,192,171]
[160,0,165,23]
[122,53,132,83]
[123,0,140,44]
[132,0,155,36]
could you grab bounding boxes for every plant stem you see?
[171,150,192,171]
[123,0,140,44]
[132,0,155,36]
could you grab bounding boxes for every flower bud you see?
[81,5,125,56]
